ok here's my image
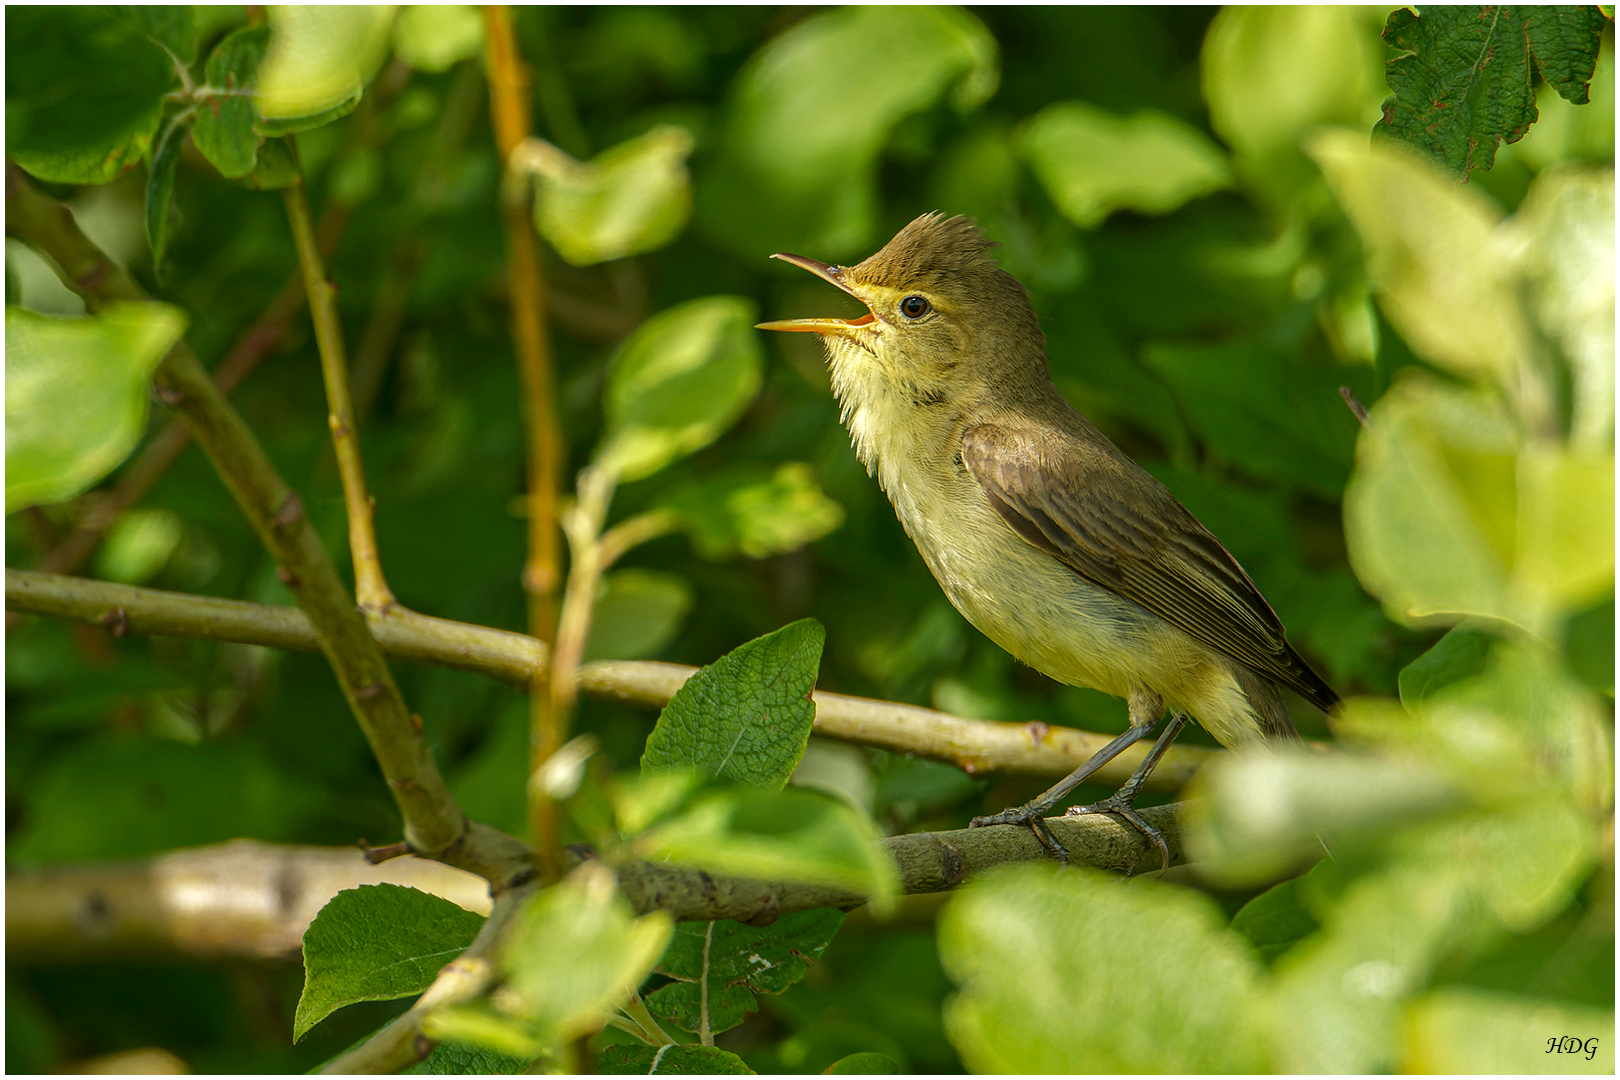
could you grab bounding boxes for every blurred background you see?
[6,6,1613,1073]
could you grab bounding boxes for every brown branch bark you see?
[4,170,529,888]
[483,3,565,884]
[6,570,1213,791]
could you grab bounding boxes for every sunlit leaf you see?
[256,5,398,125]
[641,619,823,789]
[1310,129,1528,383]
[95,508,183,586]
[6,303,187,513]
[393,5,483,73]
[1022,101,1232,229]
[939,865,1268,1072]
[822,1052,899,1074]
[1398,988,1615,1073]
[527,126,693,266]
[294,884,484,1042]
[6,7,173,184]
[698,6,998,259]
[1375,6,1608,180]
[583,569,693,663]
[596,296,764,482]
[665,463,845,560]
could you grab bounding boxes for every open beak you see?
[756,253,876,334]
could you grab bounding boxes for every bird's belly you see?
[888,475,1254,739]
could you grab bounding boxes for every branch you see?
[5,840,490,962]
[484,3,566,882]
[2,171,523,884]
[284,171,395,612]
[6,570,1213,791]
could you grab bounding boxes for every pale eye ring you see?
[899,295,931,319]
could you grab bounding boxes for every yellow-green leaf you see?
[256,6,398,123]
[526,126,693,266]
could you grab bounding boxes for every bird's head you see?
[758,213,1046,412]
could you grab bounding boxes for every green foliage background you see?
[6,5,1613,1074]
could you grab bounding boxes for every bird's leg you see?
[970,687,1164,866]
[1065,709,1188,876]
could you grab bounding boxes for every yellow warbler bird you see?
[759,213,1337,867]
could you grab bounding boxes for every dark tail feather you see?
[1232,666,1301,743]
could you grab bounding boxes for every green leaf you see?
[392,5,484,74]
[94,507,183,586]
[822,1052,900,1074]
[5,303,188,513]
[193,26,272,179]
[634,788,896,909]
[599,1045,754,1074]
[645,909,844,1035]
[641,619,824,788]
[665,463,845,560]
[529,126,694,266]
[1376,6,1608,180]
[125,4,198,65]
[1230,877,1321,965]
[144,117,185,270]
[6,7,173,184]
[293,883,485,1042]
[697,6,999,259]
[403,1042,534,1075]
[424,864,672,1054]
[1200,6,1384,197]
[1140,341,1365,498]
[1398,988,1615,1073]
[596,296,764,482]
[1021,101,1232,229]
[255,5,397,124]
[584,570,694,663]
[939,864,1268,1072]
[1399,627,1495,710]
[1310,129,1527,384]
[243,136,300,190]
[11,734,324,863]
[1518,441,1615,624]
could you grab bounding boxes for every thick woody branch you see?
[7,570,1212,791]
[6,840,490,963]
[3,173,519,883]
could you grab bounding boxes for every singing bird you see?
[759,213,1337,868]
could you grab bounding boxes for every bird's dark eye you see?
[900,295,931,319]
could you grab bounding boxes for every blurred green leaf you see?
[1497,165,1615,451]
[646,909,844,1035]
[1230,876,1321,966]
[597,296,764,482]
[1022,101,1231,229]
[424,864,672,1056]
[1201,6,1383,198]
[5,303,187,513]
[143,117,184,269]
[193,26,272,179]
[666,463,845,560]
[1398,988,1615,1073]
[294,884,484,1042]
[600,1045,753,1074]
[11,735,325,862]
[243,135,301,190]
[393,5,483,74]
[641,618,824,788]
[633,788,896,908]
[256,5,397,125]
[126,5,198,65]
[939,864,1268,1072]
[6,7,173,184]
[95,507,184,586]
[584,569,693,663]
[1310,129,1527,384]
[528,126,694,266]
[1375,6,1608,181]
[1398,627,1495,710]
[698,6,998,258]
[822,1052,900,1074]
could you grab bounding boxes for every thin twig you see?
[6,569,1214,791]
[284,171,396,613]
[484,3,565,883]
[3,171,522,882]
